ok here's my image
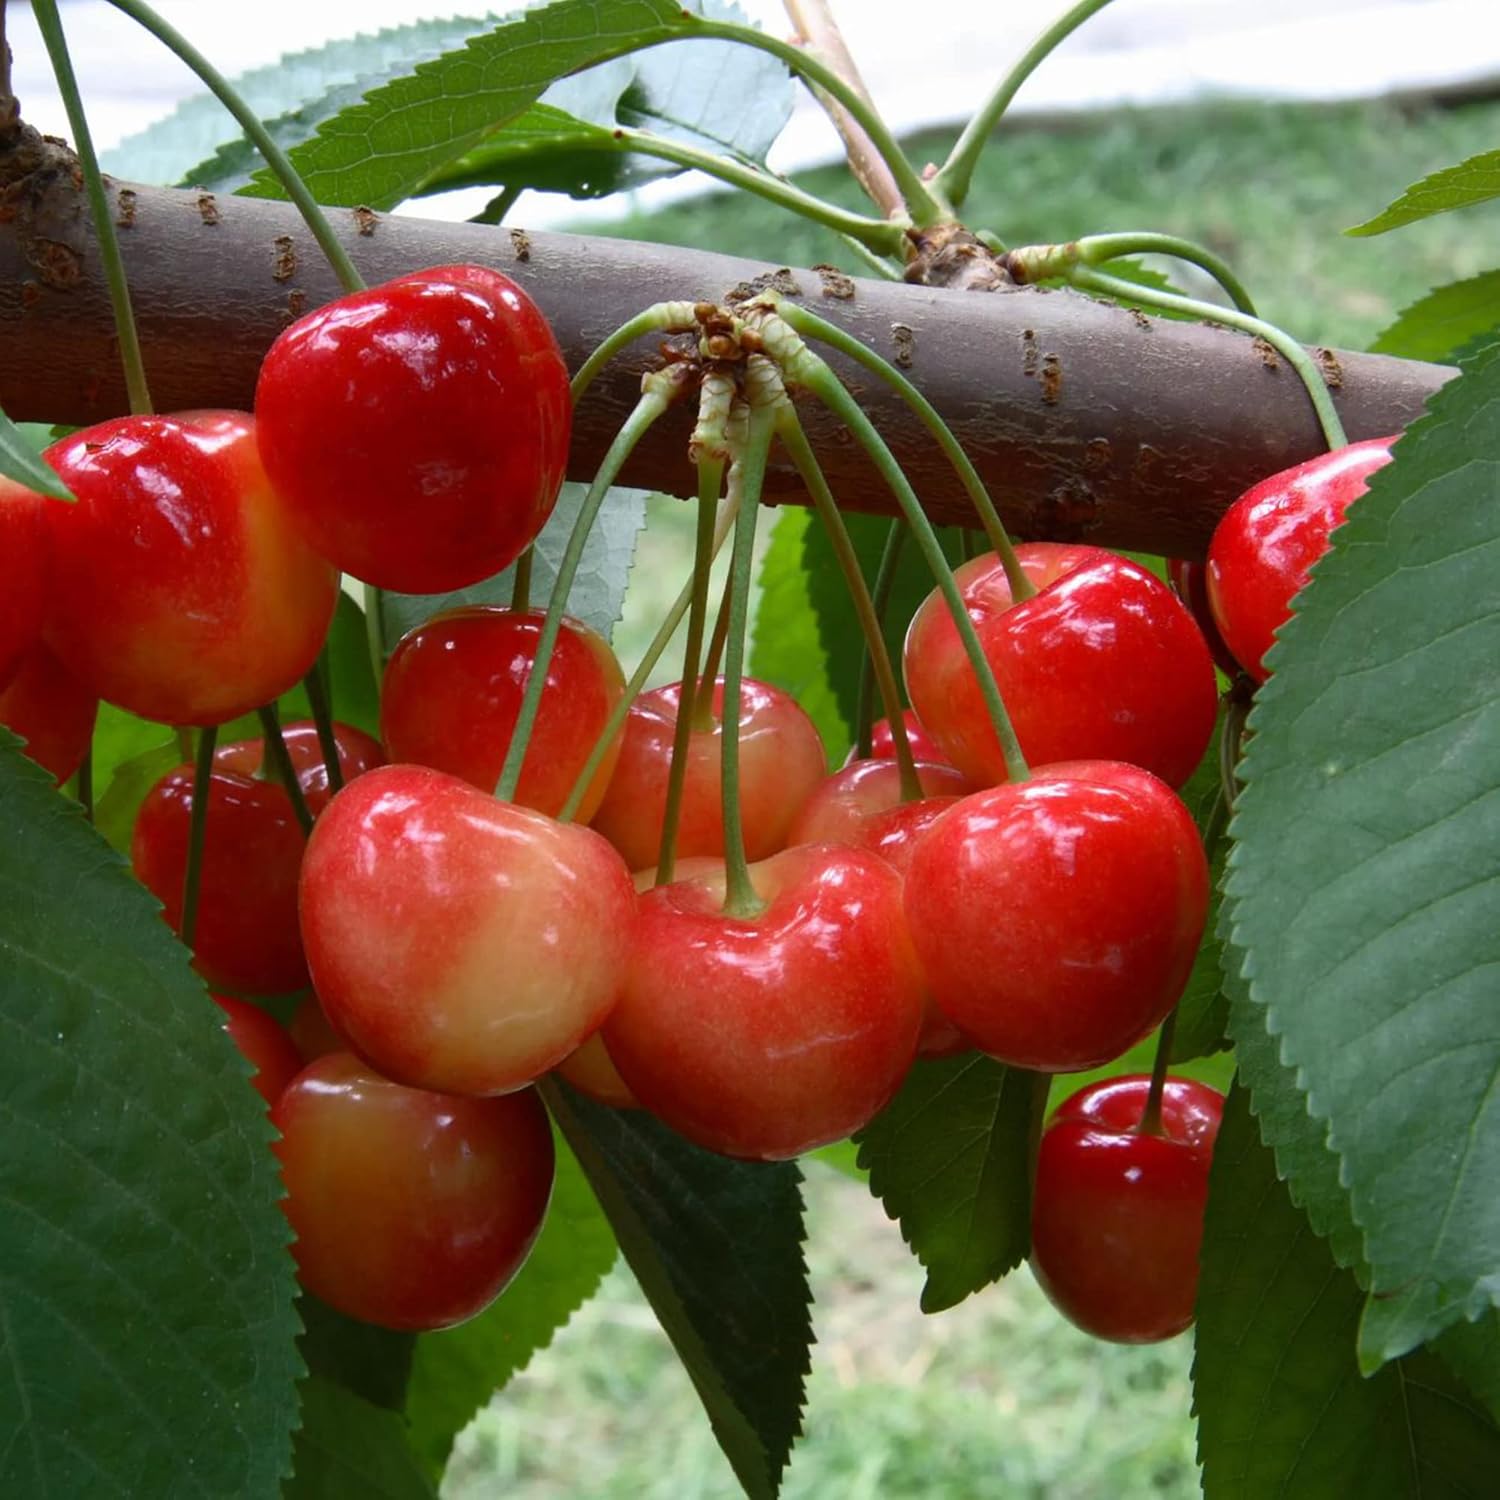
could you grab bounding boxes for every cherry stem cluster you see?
[180,725,219,950]
[854,521,909,759]
[302,660,344,796]
[256,702,314,836]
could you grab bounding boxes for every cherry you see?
[299,764,635,1096]
[903,761,1208,1072]
[1206,436,1396,682]
[591,676,827,871]
[1167,559,1240,678]
[786,758,969,848]
[0,643,97,784]
[0,477,48,692]
[843,709,953,770]
[555,1033,640,1110]
[212,995,304,1106]
[255,264,571,594]
[381,606,625,820]
[903,543,1217,789]
[131,721,383,996]
[288,993,347,1065]
[1030,1074,1224,1343]
[40,412,338,726]
[273,1053,555,1331]
[604,845,924,1160]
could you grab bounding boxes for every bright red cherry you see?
[1030,1074,1224,1343]
[0,643,97,784]
[255,264,571,593]
[0,478,48,691]
[591,677,827,871]
[131,721,383,996]
[273,1054,555,1331]
[904,761,1208,1072]
[212,995,304,1106]
[381,607,625,820]
[605,846,924,1160]
[40,412,338,726]
[1206,436,1396,682]
[843,709,954,769]
[300,764,635,1096]
[903,543,1217,789]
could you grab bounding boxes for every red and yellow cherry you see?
[212,995,304,1107]
[299,764,635,1095]
[604,845,924,1160]
[1206,436,1396,682]
[131,721,382,996]
[0,478,48,692]
[273,1053,555,1331]
[255,264,571,594]
[903,543,1217,789]
[591,677,826,871]
[0,643,97,783]
[903,761,1207,1072]
[786,758,969,848]
[1030,1074,1224,1343]
[381,607,625,819]
[1167,559,1239,678]
[843,709,953,770]
[288,993,347,1064]
[40,412,337,726]
[555,1033,640,1110]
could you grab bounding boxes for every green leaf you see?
[0,733,300,1495]
[298,1296,415,1414]
[286,1377,435,1500]
[1193,1084,1500,1498]
[1348,149,1500,236]
[323,591,382,737]
[0,406,72,499]
[1370,271,1500,364]
[544,1079,810,1500]
[1433,1311,1500,1426]
[89,701,177,791]
[95,740,181,854]
[854,1054,1047,1314]
[403,1133,617,1477]
[1224,334,1500,1365]
[379,483,650,657]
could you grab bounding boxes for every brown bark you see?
[0,175,1450,558]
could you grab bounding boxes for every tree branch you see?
[0,176,1448,558]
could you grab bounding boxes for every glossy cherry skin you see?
[255,264,571,593]
[41,412,338,726]
[605,845,925,1160]
[904,543,1217,789]
[904,761,1208,1072]
[843,709,953,770]
[1167,559,1240,678]
[131,721,383,996]
[300,764,636,1096]
[0,478,48,691]
[1206,436,1396,682]
[1030,1074,1224,1343]
[213,995,305,1106]
[381,607,625,820]
[591,677,827,872]
[0,643,97,783]
[786,758,970,847]
[273,1053,555,1331]
[555,1034,640,1110]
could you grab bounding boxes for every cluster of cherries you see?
[0,252,1396,1344]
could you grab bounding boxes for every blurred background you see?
[9,3,1500,1494]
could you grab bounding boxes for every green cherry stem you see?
[1068,266,1349,450]
[570,303,700,407]
[1136,1007,1180,1139]
[854,521,908,760]
[766,324,1030,783]
[1076,234,1257,316]
[32,0,152,415]
[301,658,344,796]
[256,703,314,836]
[510,546,534,614]
[103,0,364,294]
[496,370,685,803]
[765,298,1034,601]
[777,410,921,801]
[933,0,1120,210]
[692,569,735,733]
[180,725,219,951]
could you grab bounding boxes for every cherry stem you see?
[570,302,699,408]
[1136,1008,1180,1139]
[496,374,683,803]
[302,658,343,795]
[655,457,726,884]
[767,298,1034,602]
[764,321,1030,783]
[32,0,152,415]
[1075,234,1257,316]
[76,746,94,824]
[180,725,218,951]
[855,521,908,760]
[1218,694,1251,814]
[103,0,364,294]
[1068,266,1349,451]
[510,545,534,615]
[692,569,735,734]
[256,702,314,837]
[778,410,921,801]
[933,0,1120,210]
